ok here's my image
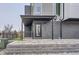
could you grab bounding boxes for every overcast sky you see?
[0,3,30,31]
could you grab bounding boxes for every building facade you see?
[21,3,79,39]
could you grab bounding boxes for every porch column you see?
[21,21,24,40]
[52,18,53,39]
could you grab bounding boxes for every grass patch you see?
[13,38,23,41]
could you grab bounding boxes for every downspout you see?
[60,3,64,39]
[52,18,53,39]
[52,16,57,39]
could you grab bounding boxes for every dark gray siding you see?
[32,20,52,39]
[32,20,60,39]
[53,21,60,39]
[62,21,79,39]
[24,25,31,37]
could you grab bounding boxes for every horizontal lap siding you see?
[62,21,79,39]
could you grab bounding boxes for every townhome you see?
[20,3,79,39]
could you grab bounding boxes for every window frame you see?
[35,23,42,37]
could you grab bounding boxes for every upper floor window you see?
[37,6,41,12]
[33,3,42,15]
[56,3,60,16]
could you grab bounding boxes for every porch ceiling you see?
[20,15,55,25]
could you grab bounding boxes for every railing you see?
[0,32,20,39]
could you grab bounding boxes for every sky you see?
[0,3,30,31]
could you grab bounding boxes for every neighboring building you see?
[21,3,79,39]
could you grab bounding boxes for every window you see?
[35,24,41,37]
[56,3,60,16]
[33,3,42,15]
[37,6,41,12]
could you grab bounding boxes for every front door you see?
[35,23,42,37]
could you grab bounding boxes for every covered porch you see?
[20,15,55,39]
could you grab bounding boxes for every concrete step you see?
[3,39,79,55]
[4,48,79,54]
[3,44,79,54]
